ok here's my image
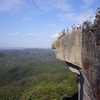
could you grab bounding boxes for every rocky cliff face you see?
[82,26,100,100]
[52,31,82,74]
[52,27,100,100]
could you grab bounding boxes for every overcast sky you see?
[0,0,100,48]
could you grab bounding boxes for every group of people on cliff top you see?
[59,24,86,36]
[72,24,86,31]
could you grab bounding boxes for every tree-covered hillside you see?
[0,48,78,100]
[0,48,56,66]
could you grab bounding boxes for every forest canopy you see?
[0,48,78,100]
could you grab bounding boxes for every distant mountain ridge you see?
[0,47,51,50]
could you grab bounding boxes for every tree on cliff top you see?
[94,7,100,26]
[82,7,100,30]
[83,16,92,28]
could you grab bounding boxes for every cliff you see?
[52,27,100,100]
[52,30,82,74]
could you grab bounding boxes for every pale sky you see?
[0,0,99,48]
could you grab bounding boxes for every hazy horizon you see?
[0,47,52,50]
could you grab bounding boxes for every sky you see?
[0,0,100,48]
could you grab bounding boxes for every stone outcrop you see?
[52,31,82,74]
[52,27,100,100]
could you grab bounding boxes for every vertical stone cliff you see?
[52,31,82,74]
[82,26,100,100]
[52,27,100,100]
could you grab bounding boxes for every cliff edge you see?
[52,30,82,74]
[52,27,100,100]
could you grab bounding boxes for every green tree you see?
[0,53,4,58]
[94,7,100,26]
[82,16,93,29]
[0,53,3,56]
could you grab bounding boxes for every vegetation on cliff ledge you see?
[83,7,100,30]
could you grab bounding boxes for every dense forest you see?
[0,48,78,100]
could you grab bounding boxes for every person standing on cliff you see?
[82,23,86,30]
[62,29,65,33]
[73,24,76,30]
[72,25,74,31]
[77,24,80,30]
[66,27,69,34]
[79,24,82,30]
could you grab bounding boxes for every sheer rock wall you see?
[52,27,100,100]
[52,31,82,75]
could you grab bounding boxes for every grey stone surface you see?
[52,28,100,100]
[52,30,82,70]
[82,26,100,100]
